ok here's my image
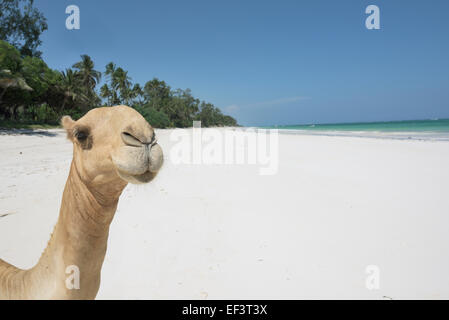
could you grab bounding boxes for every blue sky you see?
[35,0,449,126]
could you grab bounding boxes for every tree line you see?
[0,0,238,128]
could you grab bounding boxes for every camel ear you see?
[61,115,75,130]
[61,115,76,141]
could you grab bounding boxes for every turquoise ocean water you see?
[261,119,449,141]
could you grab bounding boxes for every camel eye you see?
[72,126,92,149]
[75,130,88,141]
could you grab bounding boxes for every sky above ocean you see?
[35,0,449,126]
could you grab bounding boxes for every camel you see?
[0,105,163,299]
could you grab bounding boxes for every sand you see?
[1,128,449,299]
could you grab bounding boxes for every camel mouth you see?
[116,169,158,184]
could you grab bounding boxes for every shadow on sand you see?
[0,128,59,137]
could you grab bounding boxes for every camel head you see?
[62,105,163,187]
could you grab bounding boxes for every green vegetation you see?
[0,0,238,129]
[0,0,48,57]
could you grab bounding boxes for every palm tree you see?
[104,62,116,82]
[113,67,131,105]
[102,62,126,105]
[100,83,115,106]
[102,63,141,106]
[59,69,86,114]
[72,55,101,108]
[130,83,144,105]
[72,55,101,90]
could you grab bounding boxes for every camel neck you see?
[62,161,121,233]
[29,161,125,299]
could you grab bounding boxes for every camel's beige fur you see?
[0,105,163,299]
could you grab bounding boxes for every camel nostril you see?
[121,132,143,147]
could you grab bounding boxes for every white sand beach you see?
[1,128,449,299]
